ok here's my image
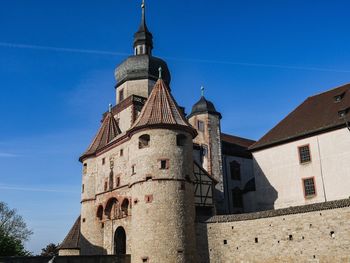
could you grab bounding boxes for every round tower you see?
[127,74,198,262]
[188,91,225,214]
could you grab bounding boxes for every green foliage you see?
[40,243,59,257]
[0,201,33,256]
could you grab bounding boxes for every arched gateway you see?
[114,226,126,255]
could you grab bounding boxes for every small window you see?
[102,158,105,165]
[109,171,114,190]
[104,181,108,191]
[230,161,241,181]
[198,120,205,132]
[119,89,124,102]
[83,163,87,175]
[298,145,311,164]
[97,205,103,221]
[160,159,169,170]
[334,92,345,103]
[176,134,187,146]
[82,184,84,193]
[145,194,153,203]
[139,134,150,149]
[120,149,123,156]
[303,178,316,198]
[131,165,136,175]
[338,107,349,118]
[232,188,243,208]
[116,176,120,187]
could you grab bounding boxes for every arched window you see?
[114,226,126,255]
[176,134,187,146]
[139,134,150,149]
[230,161,241,181]
[96,205,103,221]
[105,198,119,219]
[121,198,129,217]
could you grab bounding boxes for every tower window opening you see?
[160,159,169,170]
[131,165,136,175]
[102,158,105,165]
[176,134,187,146]
[83,163,87,175]
[82,184,84,193]
[119,89,124,102]
[197,120,205,132]
[121,198,129,217]
[97,205,103,221]
[116,176,120,187]
[139,134,150,149]
[145,194,153,203]
[255,237,258,243]
[120,149,123,156]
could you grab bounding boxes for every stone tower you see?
[114,0,171,104]
[127,72,198,262]
[188,94,224,213]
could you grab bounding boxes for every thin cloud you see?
[0,185,77,193]
[1,41,350,73]
[0,152,19,158]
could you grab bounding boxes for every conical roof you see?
[81,112,122,159]
[59,216,81,250]
[130,78,197,137]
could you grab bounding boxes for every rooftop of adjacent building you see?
[250,83,350,151]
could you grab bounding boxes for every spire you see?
[201,86,205,97]
[130,79,197,137]
[134,0,153,55]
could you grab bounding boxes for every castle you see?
[58,2,350,262]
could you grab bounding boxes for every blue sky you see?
[0,0,350,254]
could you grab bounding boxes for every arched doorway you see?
[114,226,126,255]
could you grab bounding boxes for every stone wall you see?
[196,199,350,263]
[0,255,130,263]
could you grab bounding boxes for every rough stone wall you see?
[196,201,350,263]
[58,249,80,256]
[116,79,155,104]
[128,129,197,263]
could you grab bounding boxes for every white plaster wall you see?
[253,128,350,210]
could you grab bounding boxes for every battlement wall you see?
[196,199,350,262]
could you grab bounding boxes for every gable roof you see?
[130,78,197,137]
[59,216,81,250]
[221,133,256,159]
[250,83,350,151]
[80,112,122,160]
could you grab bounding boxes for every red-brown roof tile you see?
[250,83,350,151]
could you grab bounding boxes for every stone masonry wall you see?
[196,199,350,263]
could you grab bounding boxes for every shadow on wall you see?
[0,255,131,263]
[79,233,107,255]
[195,222,210,263]
[254,159,278,211]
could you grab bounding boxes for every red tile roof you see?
[130,78,197,136]
[250,83,350,151]
[81,112,122,159]
[59,216,80,250]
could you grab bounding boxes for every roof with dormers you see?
[59,216,81,250]
[129,78,197,137]
[81,112,122,159]
[250,83,350,151]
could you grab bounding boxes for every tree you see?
[40,243,59,257]
[0,201,33,256]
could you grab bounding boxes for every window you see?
[116,176,120,187]
[160,159,169,170]
[232,188,243,208]
[338,107,349,118]
[83,163,87,175]
[334,92,345,103]
[82,184,84,193]
[109,171,114,190]
[121,199,129,217]
[119,89,124,102]
[176,134,187,146]
[104,181,108,191]
[145,195,153,203]
[198,120,205,132]
[303,177,316,198]
[230,161,241,181]
[102,158,105,165]
[298,145,311,164]
[120,149,123,156]
[131,165,136,175]
[139,134,150,149]
[96,205,103,221]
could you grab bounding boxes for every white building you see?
[250,84,350,210]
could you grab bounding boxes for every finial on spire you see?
[158,67,163,79]
[141,0,145,8]
[108,103,112,113]
[201,86,205,97]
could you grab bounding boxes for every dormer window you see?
[338,107,349,118]
[334,92,345,103]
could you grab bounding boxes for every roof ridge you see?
[309,82,350,98]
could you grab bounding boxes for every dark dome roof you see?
[115,55,171,88]
[188,96,221,118]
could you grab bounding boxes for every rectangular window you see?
[119,89,124,102]
[197,120,205,132]
[298,145,311,164]
[104,181,107,191]
[120,149,123,156]
[116,176,120,187]
[83,163,87,175]
[131,165,136,175]
[303,178,316,198]
[82,184,84,193]
[102,158,105,165]
[160,159,169,170]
